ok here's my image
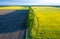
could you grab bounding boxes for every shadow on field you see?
[0,10,28,39]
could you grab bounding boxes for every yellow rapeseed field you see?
[26,6,60,39]
[0,6,29,10]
